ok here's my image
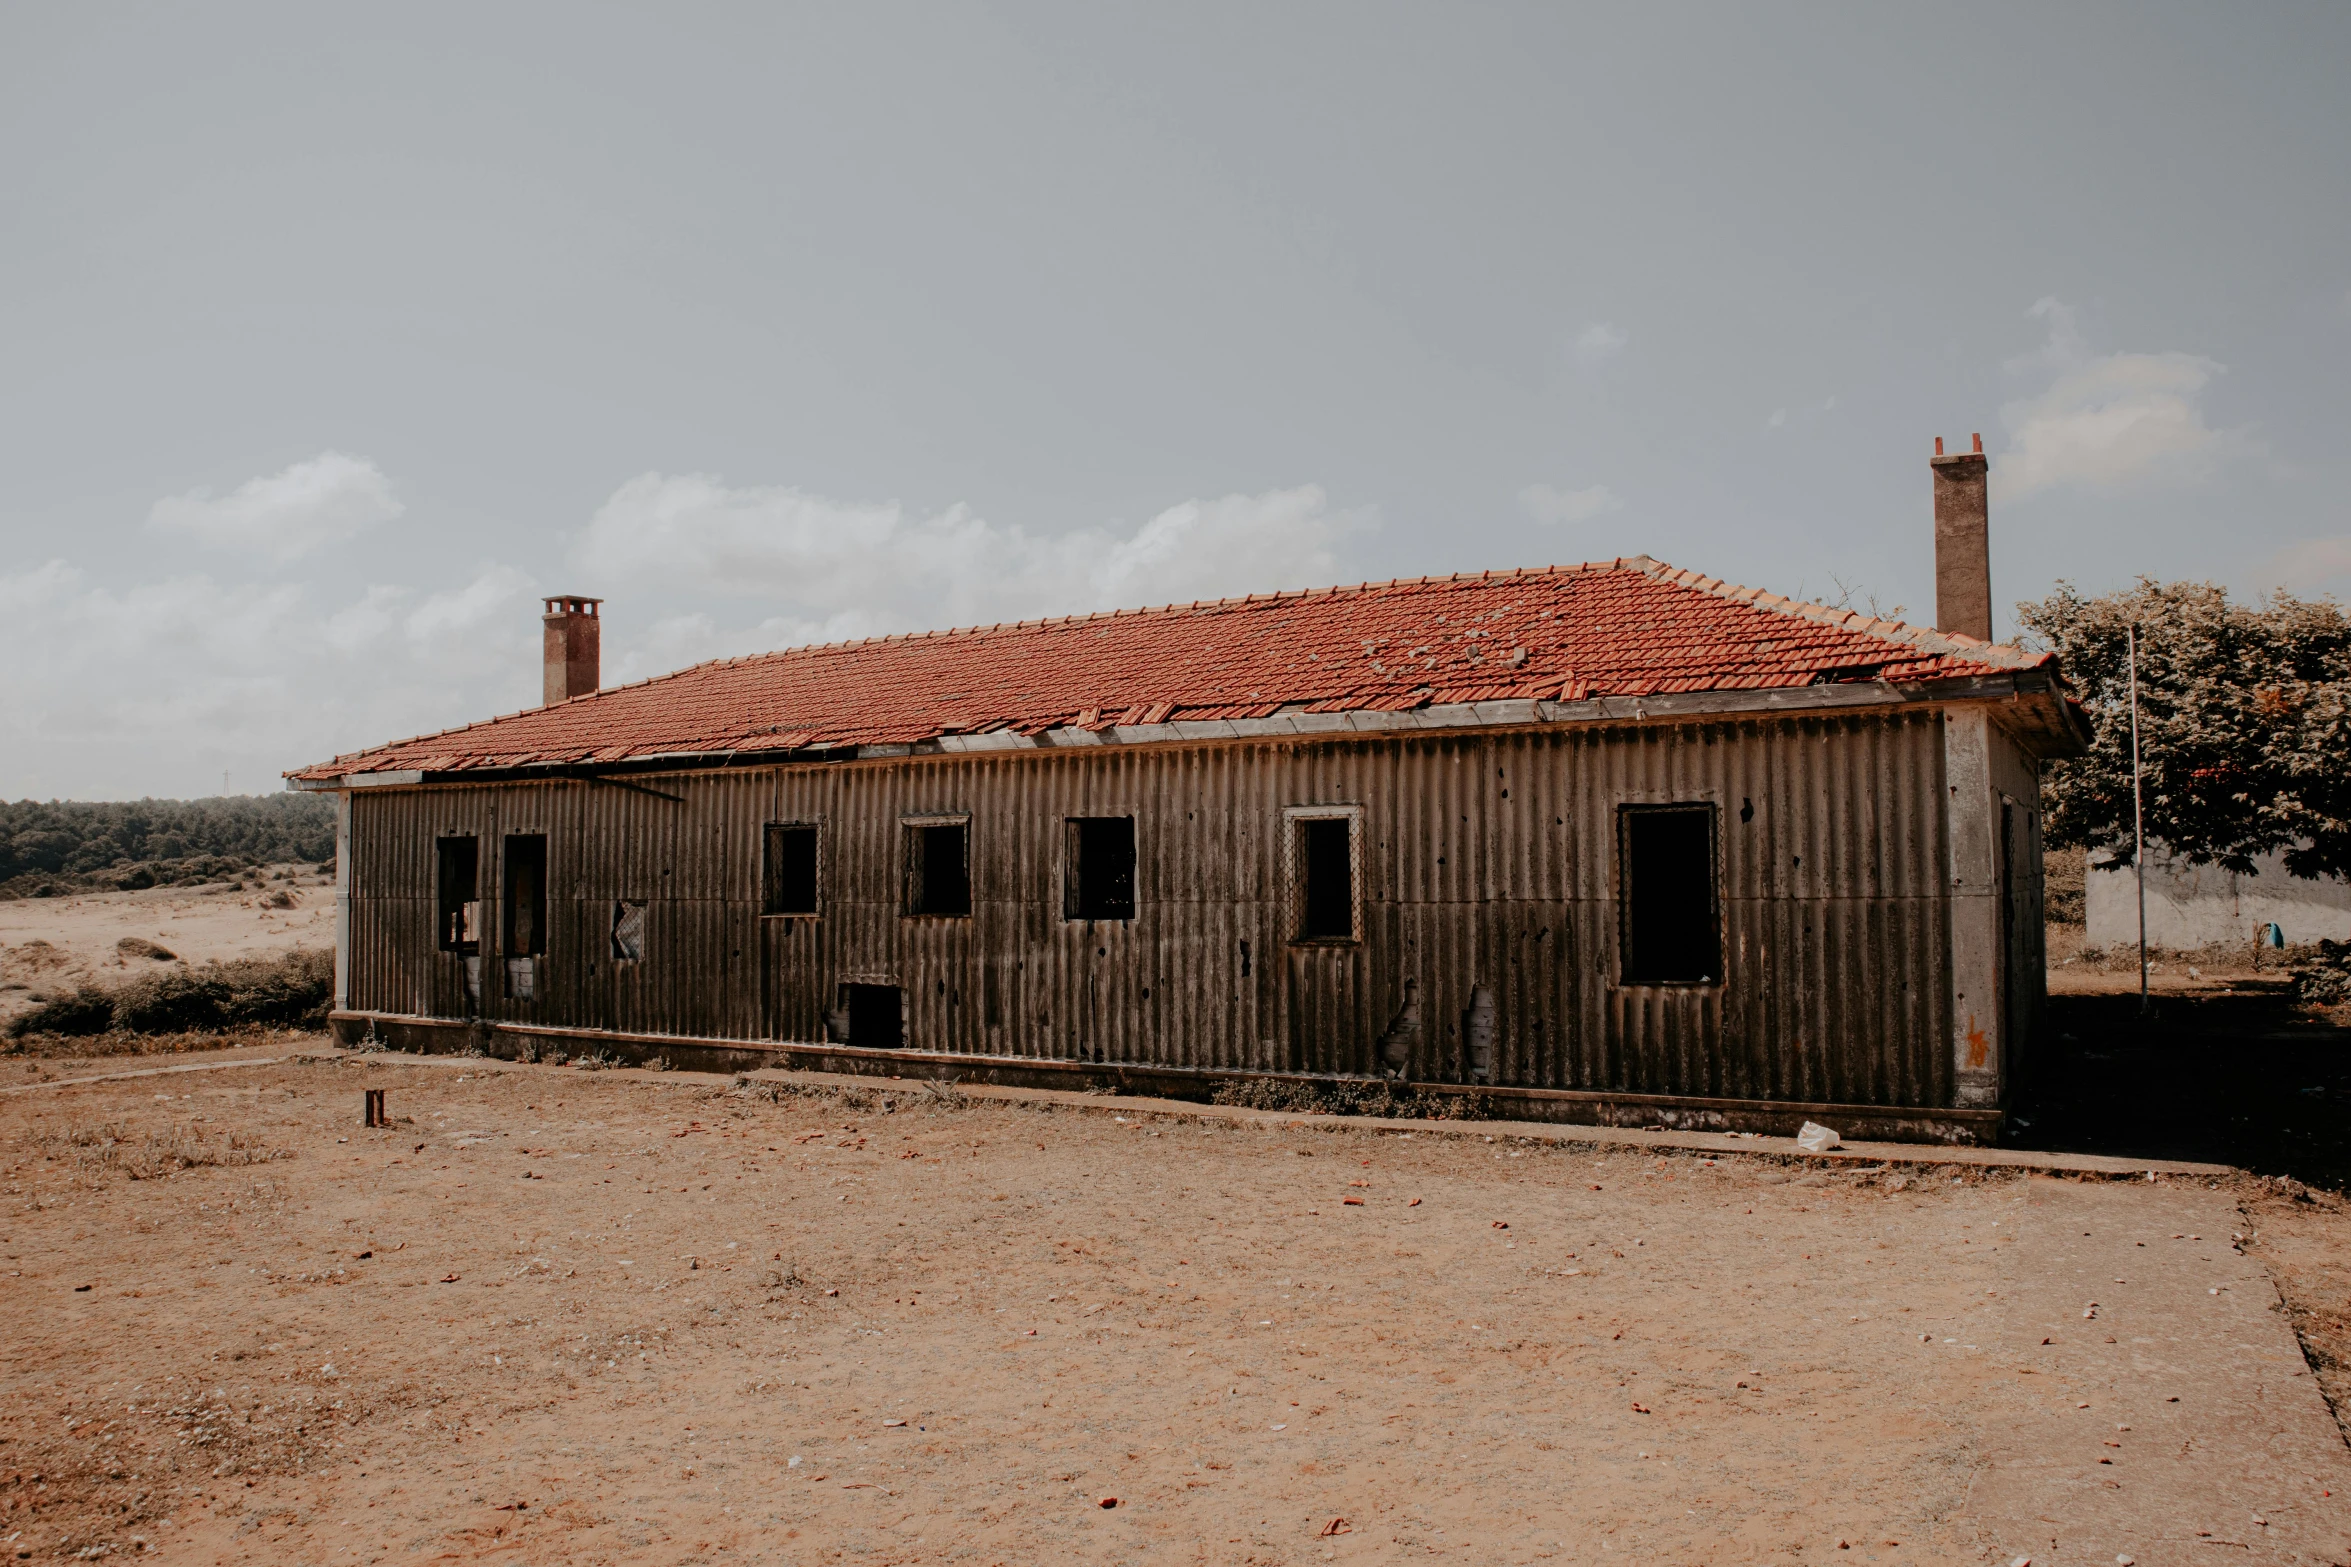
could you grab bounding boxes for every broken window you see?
[903,818,971,917]
[1063,816,1136,921]
[841,982,905,1049]
[1287,806,1361,942]
[503,833,549,957]
[763,822,820,916]
[436,836,479,954]
[611,901,647,962]
[1618,804,1719,984]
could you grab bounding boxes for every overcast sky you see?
[4,3,2347,799]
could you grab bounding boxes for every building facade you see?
[299,548,2084,1143]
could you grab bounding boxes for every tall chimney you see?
[1930,433,1992,642]
[542,596,602,705]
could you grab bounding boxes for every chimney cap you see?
[543,595,603,615]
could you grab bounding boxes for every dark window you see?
[435,836,479,954]
[503,833,549,957]
[1618,804,1718,983]
[764,823,819,915]
[1064,817,1136,921]
[611,901,646,962]
[1296,816,1355,941]
[842,983,904,1049]
[904,820,970,916]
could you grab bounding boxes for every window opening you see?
[1064,816,1136,921]
[503,833,549,957]
[436,836,479,954]
[903,820,971,917]
[764,823,819,915]
[841,983,905,1049]
[611,901,646,962]
[1618,804,1718,983]
[1294,814,1357,941]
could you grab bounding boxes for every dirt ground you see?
[0,874,333,1031]
[3,1052,2347,1566]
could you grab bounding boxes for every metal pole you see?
[2128,621,2148,1014]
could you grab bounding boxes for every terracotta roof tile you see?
[289,556,2051,780]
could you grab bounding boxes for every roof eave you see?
[290,669,2075,789]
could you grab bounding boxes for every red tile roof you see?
[289,557,2054,781]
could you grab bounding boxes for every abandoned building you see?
[292,438,2087,1143]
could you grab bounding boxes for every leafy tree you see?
[2016,580,2351,881]
[0,793,335,884]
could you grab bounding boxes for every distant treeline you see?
[0,793,335,886]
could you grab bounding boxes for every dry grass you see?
[1209,1074,1493,1120]
[31,1118,290,1180]
[0,1023,322,1061]
[4,948,332,1041]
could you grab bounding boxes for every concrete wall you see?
[2086,848,2351,949]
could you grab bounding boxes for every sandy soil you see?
[2245,1182,2351,1450]
[2,1054,2346,1565]
[2046,924,2306,993]
[0,875,332,1028]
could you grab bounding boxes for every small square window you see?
[1064,817,1136,921]
[903,818,971,917]
[763,823,819,915]
[840,982,905,1049]
[1618,804,1719,984]
[435,836,479,954]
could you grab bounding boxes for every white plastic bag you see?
[1795,1120,1842,1153]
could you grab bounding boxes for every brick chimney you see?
[542,596,602,706]
[1930,434,1992,642]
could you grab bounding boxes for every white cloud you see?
[403,564,538,646]
[1995,298,2259,500]
[0,558,543,797]
[1517,483,1624,527]
[1765,395,1838,430]
[148,451,403,560]
[1573,321,1628,366]
[5,476,1372,796]
[2259,535,2351,591]
[323,584,408,654]
[610,610,864,685]
[575,476,1366,641]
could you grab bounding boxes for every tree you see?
[2016,580,2351,881]
[0,793,336,883]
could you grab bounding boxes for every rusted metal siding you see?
[346,707,1967,1107]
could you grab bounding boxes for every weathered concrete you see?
[327,1007,2014,1145]
[2089,846,2351,949]
[1965,1177,2351,1562]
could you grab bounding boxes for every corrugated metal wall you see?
[347,708,1960,1107]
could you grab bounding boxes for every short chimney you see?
[542,596,602,705]
[1930,433,1992,642]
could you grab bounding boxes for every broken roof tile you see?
[289,557,2054,781]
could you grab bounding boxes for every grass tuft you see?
[35,1120,290,1179]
